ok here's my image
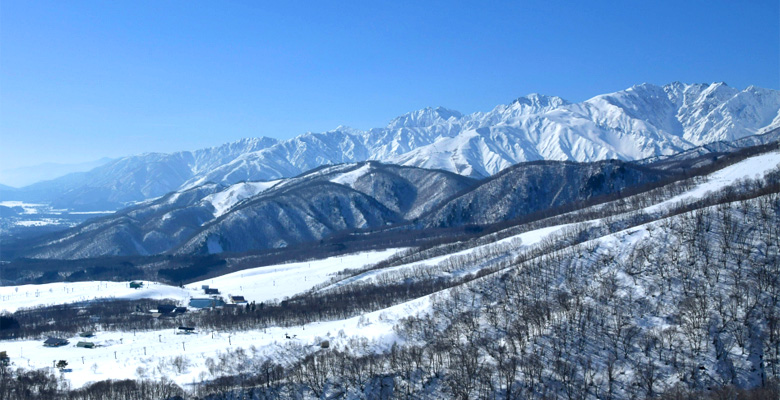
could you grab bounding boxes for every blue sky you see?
[1,0,778,172]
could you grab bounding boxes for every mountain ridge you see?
[3,82,779,210]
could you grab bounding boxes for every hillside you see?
[8,163,475,259]
[7,155,678,260]
[1,143,778,399]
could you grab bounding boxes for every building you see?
[157,304,177,314]
[229,295,247,304]
[43,337,69,347]
[129,281,143,289]
[188,297,226,309]
[76,341,95,349]
[204,288,220,295]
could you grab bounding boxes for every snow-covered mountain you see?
[3,82,779,210]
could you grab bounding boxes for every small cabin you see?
[76,341,95,349]
[129,281,143,289]
[229,295,247,304]
[44,337,69,347]
[79,331,95,338]
[176,326,196,335]
[205,288,220,295]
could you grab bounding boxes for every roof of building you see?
[157,304,177,313]
[44,337,69,346]
[189,297,226,308]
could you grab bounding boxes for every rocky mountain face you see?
[2,82,779,211]
[420,160,670,228]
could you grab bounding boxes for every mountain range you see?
[1,82,779,212]
[9,153,686,259]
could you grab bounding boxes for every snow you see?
[3,127,780,392]
[187,248,401,303]
[329,164,373,187]
[646,149,780,212]
[0,201,47,214]
[12,82,778,214]
[0,281,191,313]
[319,223,574,292]
[203,180,281,217]
[0,249,402,314]
[15,219,60,227]
[0,248,421,390]
[4,291,430,389]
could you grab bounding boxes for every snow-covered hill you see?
[4,83,778,211]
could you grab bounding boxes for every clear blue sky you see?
[1,0,778,171]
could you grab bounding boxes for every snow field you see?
[0,281,191,313]
[646,149,780,212]
[0,249,410,388]
[3,302,409,388]
[186,248,401,304]
[318,223,574,292]
[2,271,431,390]
[0,249,401,314]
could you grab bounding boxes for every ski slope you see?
[185,248,401,303]
[0,249,401,314]
[0,281,190,313]
[647,149,780,212]
[318,223,573,292]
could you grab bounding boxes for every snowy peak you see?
[510,93,569,110]
[477,93,570,126]
[387,106,463,129]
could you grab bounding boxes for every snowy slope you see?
[202,180,281,218]
[0,281,190,313]
[646,149,780,212]
[186,249,401,303]
[0,250,402,314]
[5,291,427,390]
